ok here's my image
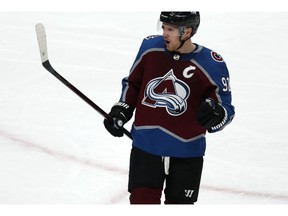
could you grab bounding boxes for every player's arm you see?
[103,39,147,137]
[197,60,235,132]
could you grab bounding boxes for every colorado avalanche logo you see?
[142,69,190,116]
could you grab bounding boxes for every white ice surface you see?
[0,12,288,211]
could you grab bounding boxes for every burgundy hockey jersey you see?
[120,35,235,157]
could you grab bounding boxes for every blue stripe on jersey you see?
[131,125,206,158]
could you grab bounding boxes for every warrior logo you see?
[142,69,190,116]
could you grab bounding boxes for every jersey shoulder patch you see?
[211,51,224,62]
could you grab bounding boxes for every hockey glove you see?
[104,102,134,137]
[197,99,226,130]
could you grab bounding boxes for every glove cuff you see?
[112,101,134,122]
[114,101,131,110]
[209,106,228,131]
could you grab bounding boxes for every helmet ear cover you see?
[179,26,194,37]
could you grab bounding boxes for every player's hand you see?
[197,99,226,129]
[104,102,134,137]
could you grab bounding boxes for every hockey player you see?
[104,11,235,204]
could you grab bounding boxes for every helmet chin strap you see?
[175,27,192,51]
[176,37,186,51]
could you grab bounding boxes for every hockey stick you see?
[35,23,132,140]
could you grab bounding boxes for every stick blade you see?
[35,23,48,63]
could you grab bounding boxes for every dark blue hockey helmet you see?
[160,11,200,36]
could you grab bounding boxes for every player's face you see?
[161,23,182,51]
